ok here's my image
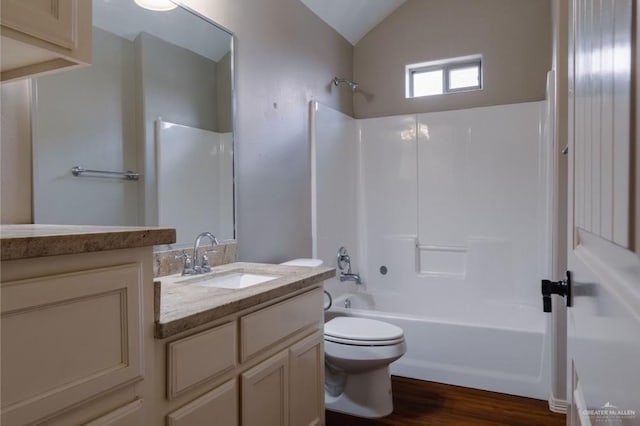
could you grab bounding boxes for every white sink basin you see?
[182,272,280,289]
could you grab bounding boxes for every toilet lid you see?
[324,317,404,342]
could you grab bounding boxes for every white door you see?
[567,0,640,424]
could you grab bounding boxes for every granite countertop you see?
[0,224,176,260]
[155,262,335,338]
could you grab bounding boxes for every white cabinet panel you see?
[167,380,238,426]
[241,288,322,361]
[241,350,289,426]
[0,0,91,81]
[84,399,144,426]
[289,331,324,426]
[167,322,237,399]
[2,0,76,49]
[1,264,143,425]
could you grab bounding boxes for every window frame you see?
[406,55,483,98]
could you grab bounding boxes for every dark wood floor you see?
[325,377,566,426]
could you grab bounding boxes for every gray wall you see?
[184,0,354,262]
[353,0,552,118]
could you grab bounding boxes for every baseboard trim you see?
[548,394,569,414]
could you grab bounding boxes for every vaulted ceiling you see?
[300,0,407,45]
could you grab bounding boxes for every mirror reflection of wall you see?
[32,0,234,245]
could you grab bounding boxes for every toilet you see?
[324,317,406,418]
[280,258,407,419]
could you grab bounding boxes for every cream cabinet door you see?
[289,332,324,426]
[166,380,238,426]
[241,350,289,426]
[84,399,144,426]
[1,264,144,425]
[1,0,78,49]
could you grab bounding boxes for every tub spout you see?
[340,272,362,285]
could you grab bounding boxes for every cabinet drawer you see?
[167,322,237,399]
[167,379,238,426]
[240,288,323,362]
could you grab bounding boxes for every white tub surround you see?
[312,100,552,400]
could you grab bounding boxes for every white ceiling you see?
[93,0,231,61]
[300,0,406,45]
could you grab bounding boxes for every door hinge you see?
[541,270,572,312]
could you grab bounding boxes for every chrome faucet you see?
[182,232,219,275]
[340,272,362,285]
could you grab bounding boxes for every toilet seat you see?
[324,317,404,346]
[324,335,405,346]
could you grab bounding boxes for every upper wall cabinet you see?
[0,0,91,82]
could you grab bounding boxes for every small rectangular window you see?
[412,69,444,97]
[406,55,482,98]
[448,65,481,90]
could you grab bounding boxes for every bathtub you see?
[327,291,550,400]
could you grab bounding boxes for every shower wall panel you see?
[311,102,358,296]
[358,115,418,294]
[416,102,546,305]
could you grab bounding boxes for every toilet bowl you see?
[324,317,406,418]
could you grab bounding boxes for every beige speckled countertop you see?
[0,224,176,260]
[156,262,335,338]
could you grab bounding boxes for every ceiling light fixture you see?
[134,0,178,12]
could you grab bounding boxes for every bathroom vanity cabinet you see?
[156,286,326,426]
[0,225,174,425]
[0,226,332,425]
[0,0,92,82]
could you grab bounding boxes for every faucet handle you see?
[201,252,212,273]
[337,247,351,271]
[176,251,194,275]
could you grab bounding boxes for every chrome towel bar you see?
[71,166,140,181]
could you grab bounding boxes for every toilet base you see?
[325,366,393,418]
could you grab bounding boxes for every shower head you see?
[333,77,358,92]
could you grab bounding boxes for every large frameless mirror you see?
[31,0,235,246]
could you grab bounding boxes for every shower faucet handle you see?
[337,246,351,271]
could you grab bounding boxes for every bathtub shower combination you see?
[311,99,554,401]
